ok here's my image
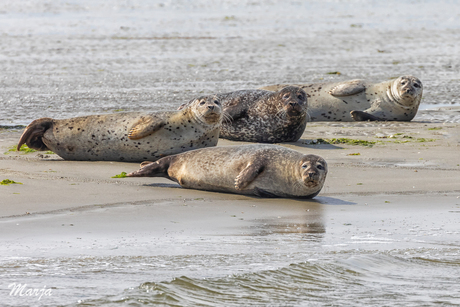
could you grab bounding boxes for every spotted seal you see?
[17,96,222,162]
[127,144,328,198]
[178,86,308,143]
[260,75,423,121]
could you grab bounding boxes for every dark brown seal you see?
[179,86,308,143]
[127,144,328,199]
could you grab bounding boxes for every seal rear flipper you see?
[17,118,53,151]
[234,160,265,190]
[128,116,167,140]
[127,157,172,178]
[350,110,384,121]
[140,161,154,168]
[329,80,366,97]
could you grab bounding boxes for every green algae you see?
[4,144,36,154]
[1,179,23,185]
[317,138,376,147]
[112,172,127,178]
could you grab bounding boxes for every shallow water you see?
[4,250,460,306]
[1,1,460,306]
[2,195,460,306]
[0,0,459,126]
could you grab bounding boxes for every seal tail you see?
[17,118,53,151]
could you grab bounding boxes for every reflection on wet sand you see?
[246,204,325,238]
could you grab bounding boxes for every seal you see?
[127,144,328,198]
[17,96,222,162]
[178,86,308,143]
[260,75,423,121]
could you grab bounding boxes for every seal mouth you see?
[401,86,416,96]
[285,103,305,115]
[303,178,319,188]
[302,172,320,185]
[202,111,222,123]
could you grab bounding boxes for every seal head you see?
[189,95,222,125]
[276,86,308,116]
[390,75,423,108]
[300,154,328,190]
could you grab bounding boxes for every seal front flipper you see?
[127,157,173,178]
[329,80,366,97]
[128,115,167,140]
[234,160,265,190]
[17,118,53,151]
[223,102,248,121]
[253,187,278,198]
[350,110,384,121]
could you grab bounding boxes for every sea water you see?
[0,0,459,126]
[1,195,460,306]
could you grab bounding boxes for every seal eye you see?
[413,83,421,88]
[199,100,206,106]
[317,164,324,170]
[283,94,290,99]
[214,100,220,105]
[301,164,308,169]
[297,94,304,100]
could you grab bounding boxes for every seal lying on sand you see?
[178,86,308,143]
[127,144,328,198]
[260,75,423,121]
[17,96,222,162]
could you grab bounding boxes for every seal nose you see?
[208,105,215,110]
[402,87,415,95]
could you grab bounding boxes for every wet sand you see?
[1,121,459,259]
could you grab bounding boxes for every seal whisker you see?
[222,111,233,124]
[293,179,305,191]
[275,109,288,123]
[306,110,312,122]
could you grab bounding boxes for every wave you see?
[74,250,460,306]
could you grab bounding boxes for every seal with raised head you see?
[127,144,328,199]
[17,96,222,162]
[179,86,308,143]
[260,75,423,121]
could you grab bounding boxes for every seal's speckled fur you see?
[261,76,423,122]
[17,96,222,162]
[128,144,328,199]
[179,86,308,143]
